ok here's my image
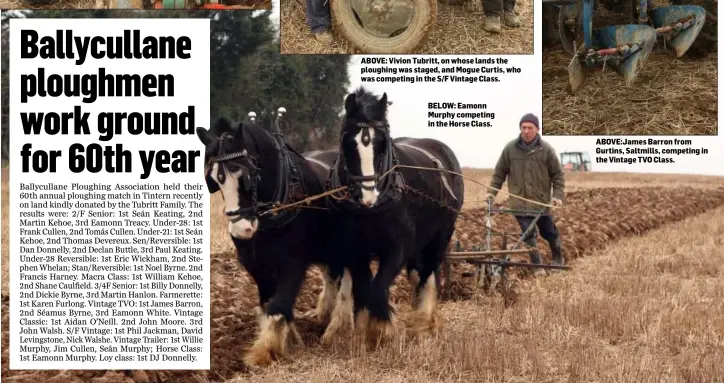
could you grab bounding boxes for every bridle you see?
[206,127,303,229]
[206,133,268,224]
[327,119,401,210]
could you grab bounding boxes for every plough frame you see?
[438,204,571,304]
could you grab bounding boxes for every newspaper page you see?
[0,0,722,382]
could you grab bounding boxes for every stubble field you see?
[3,167,724,382]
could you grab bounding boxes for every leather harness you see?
[395,142,458,201]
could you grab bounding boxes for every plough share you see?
[543,0,716,93]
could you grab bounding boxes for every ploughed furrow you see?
[4,187,724,383]
[444,186,724,300]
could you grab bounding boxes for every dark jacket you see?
[489,134,565,213]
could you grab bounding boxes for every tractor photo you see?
[560,151,592,171]
[331,0,437,53]
[542,0,717,93]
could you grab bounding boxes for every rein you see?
[267,164,555,216]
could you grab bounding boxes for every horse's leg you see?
[257,279,275,315]
[406,226,453,337]
[248,269,276,317]
[243,260,307,368]
[303,265,340,324]
[406,259,421,309]
[349,258,373,341]
[320,266,354,345]
[366,245,407,344]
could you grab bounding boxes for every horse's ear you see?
[344,93,356,115]
[379,92,388,109]
[215,118,232,134]
[197,127,215,146]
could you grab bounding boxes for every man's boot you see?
[313,29,333,45]
[503,11,521,27]
[550,238,564,273]
[525,238,546,277]
[484,15,502,33]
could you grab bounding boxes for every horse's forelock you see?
[348,87,382,117]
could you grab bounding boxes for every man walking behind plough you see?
[485,113,565,277]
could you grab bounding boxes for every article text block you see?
[9,18,211,370]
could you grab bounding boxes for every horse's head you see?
[197,118,262,240]
[339,87,390,208]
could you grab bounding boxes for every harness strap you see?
[305,156,331,170]
[396,142,458,201]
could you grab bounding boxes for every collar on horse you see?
[208,127,304,231]
[326,120,404,214]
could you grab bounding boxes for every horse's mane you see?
[211,117,309,166]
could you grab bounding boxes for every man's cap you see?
[519,113,539,128]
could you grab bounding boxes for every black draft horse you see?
[325,86,465,342]
[196,119,347,366]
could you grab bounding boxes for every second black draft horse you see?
[326,86,465,342]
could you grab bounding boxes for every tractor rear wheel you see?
[331,0,436,53]
[671,0,717,56]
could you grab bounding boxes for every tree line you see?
[0,10,351,164]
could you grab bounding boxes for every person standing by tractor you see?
[305,0,334,45]
[482,0,521,33]
[485,113,565,276]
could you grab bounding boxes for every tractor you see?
[542,0,717,93]
[560,151,592,171]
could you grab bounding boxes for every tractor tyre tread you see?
[330,0,437,53]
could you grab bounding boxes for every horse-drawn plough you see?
[441,203,571,306]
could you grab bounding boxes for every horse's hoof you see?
[243,346,275,367]
[367,316,398,345]
[320,330,336,345]
[403,310,442,338]
[244,313,289,367]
